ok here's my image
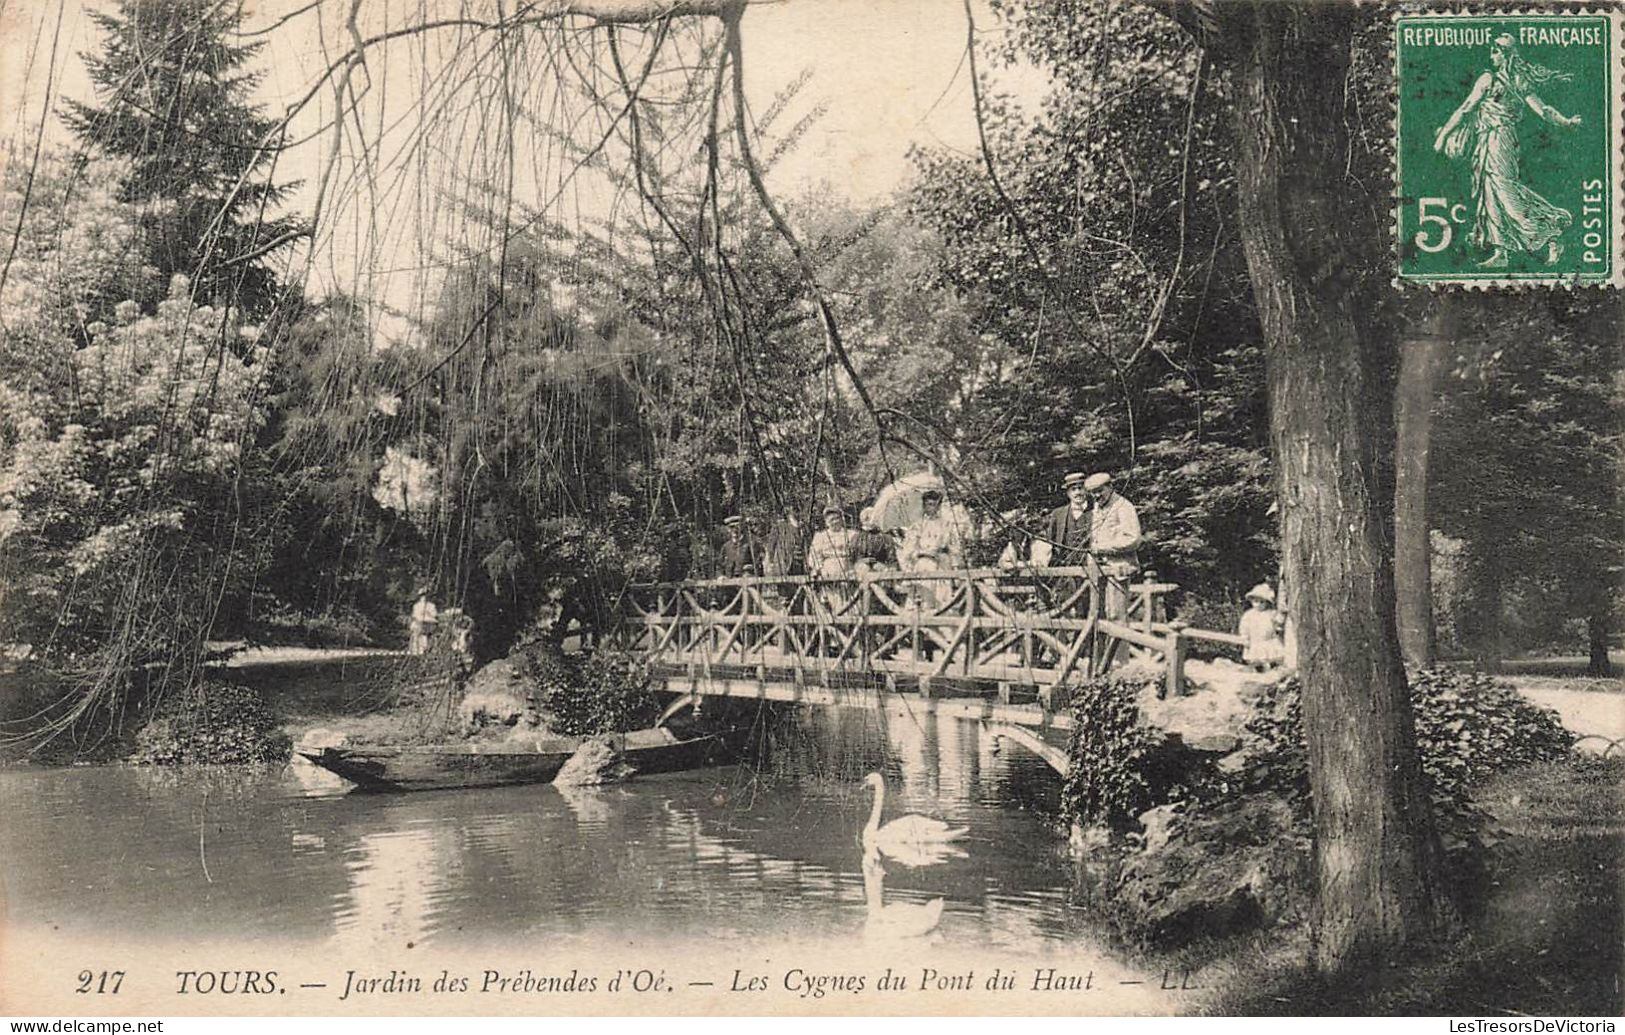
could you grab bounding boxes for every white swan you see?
[862,847,944,939]
[861,772,968,855]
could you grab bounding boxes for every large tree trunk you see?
[1394,298,1455,669]
[1465,547,1506,672]
[1223,2,1451,971]
[1586,605,1612,677]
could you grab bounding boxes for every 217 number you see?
[1413,197,1468,253]
[76,970,124,994]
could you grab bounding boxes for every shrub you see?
[1063,672,1174,827]
[525,644,660,737]
[1246,669,1574,808]
[130,681,291,765]
[1068,667,1575,949]
[1410,669,1576,803]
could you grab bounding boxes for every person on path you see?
[408,587,439,655]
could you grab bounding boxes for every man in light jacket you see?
[1085,472,1141,620]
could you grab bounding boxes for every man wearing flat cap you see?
[719,515,761,578]
[1086,472,1142,620]
[1041,472,1094,569]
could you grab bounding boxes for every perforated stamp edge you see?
[1390,3,1625,291]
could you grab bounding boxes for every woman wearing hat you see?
[901,489,964,612]
[806,503,858,581]
[807,504,860,628]
[1238,582,1286,671]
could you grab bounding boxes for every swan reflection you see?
[861,847,943,940]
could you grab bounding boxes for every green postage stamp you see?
[1395,10,1624,287]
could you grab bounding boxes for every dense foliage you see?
[1242,670,1575,819]
[0,153,268,669]
[130,682,292,765]
[1061,673,1173,826]
[531,646,660,737]
[1066,667,1576,947]
[906,2,1275,602]
[1432,296,1623,669]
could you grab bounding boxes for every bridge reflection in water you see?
[610,567,1243,770]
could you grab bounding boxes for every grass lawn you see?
[1197,757,1623,1015]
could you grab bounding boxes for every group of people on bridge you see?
[707,470,1146,617]
[702,468,1289,671]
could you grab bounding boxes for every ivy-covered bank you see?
[1062,668,1576,949]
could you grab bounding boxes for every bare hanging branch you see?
[720,5,889,460]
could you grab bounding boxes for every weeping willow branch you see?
[959,0,1143,460]
[1121,51,1205,374]
[0,0,67,304]
[721,6,890,476]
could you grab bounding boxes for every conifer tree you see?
[63,0,305,320]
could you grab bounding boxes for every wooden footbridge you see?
[607,566,1243,770]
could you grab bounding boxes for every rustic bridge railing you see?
[608,567,1198,703]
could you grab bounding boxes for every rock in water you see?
[554,735,635,786]
[296,727,349,752]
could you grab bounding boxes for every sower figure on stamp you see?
[1434,34,1582,269]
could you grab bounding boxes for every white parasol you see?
[867,471,972,532]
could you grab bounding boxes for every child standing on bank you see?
[1238,582,1286,671]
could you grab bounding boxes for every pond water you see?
[0,704,1178,1013]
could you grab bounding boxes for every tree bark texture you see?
[1394,297,1455,670]
[1222,2,1451,970]
[1587,605,1612,676]
[1466,547,1506,672]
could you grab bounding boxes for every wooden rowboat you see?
[298,724,742,793]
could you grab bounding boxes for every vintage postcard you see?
[1,0,1620,1022]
